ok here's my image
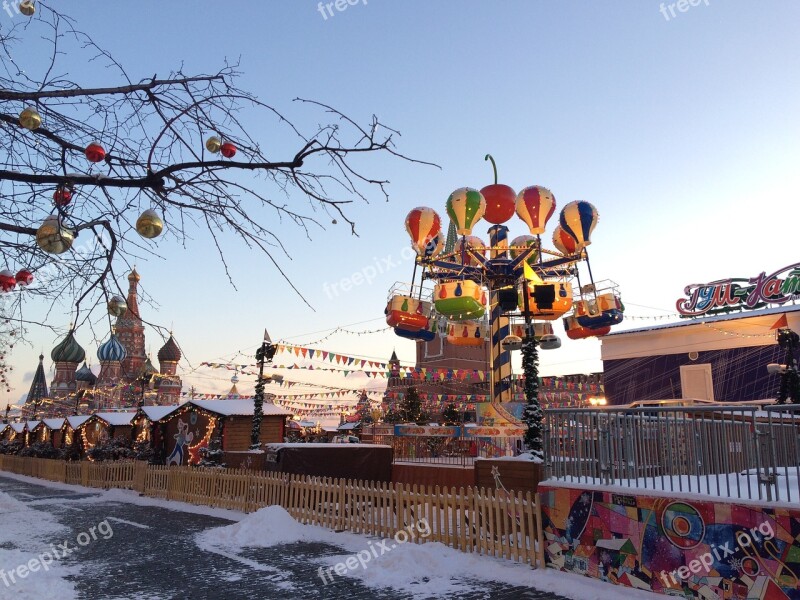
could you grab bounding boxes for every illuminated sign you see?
[676,263,800,317]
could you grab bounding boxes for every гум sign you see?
[676,263,800,317]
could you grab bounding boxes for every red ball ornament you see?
[15,269,34,286]
[480,183,516,224]
[53,186,73,206]
[85,141,106,163]
[220,141,237,158]
[0,270,16,293]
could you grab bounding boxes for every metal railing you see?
[544,404,800,502]
[368,434,524,467]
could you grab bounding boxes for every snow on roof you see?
[10,422,26,433]
[188,399,292,417]
[66,415,91,429]
[42,418,65,430]
[141,405,180,422]
[606,303,800,337]
[0,423,7,433]
[337,422,361,430]
[26,420,41,430]
[94,412,137,426]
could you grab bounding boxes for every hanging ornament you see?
[107,295,127,317]
[220,141,237,158]
[85,141,106,163]
[18,106,41,131]
[205,136,222,153]
[136,209,164,238]
[0,270,16,293]
[35,216,74,254]
[53,186,73,207]
[15,269,34,287]
[445,187,486,235]
[18,1,35,16]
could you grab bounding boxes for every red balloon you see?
[15,269,34,286]
[85,142,106,163]
[53,186,72,207]
[480,183,516,224]
[220,142,237,158]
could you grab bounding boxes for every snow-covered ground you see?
[0,488,80,599]
[0,471,666,599]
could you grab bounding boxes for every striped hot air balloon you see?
[455,235,486,266]
[446,188,486,235]
[405,207,442,256]
[552,225,578,255]
[559,201,598,251]
[422,232,444,258]
[509,235,539,266]
[515,186,556,235]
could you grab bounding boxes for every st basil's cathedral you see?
[21,269,182,418]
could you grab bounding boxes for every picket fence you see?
[0,455,545,567]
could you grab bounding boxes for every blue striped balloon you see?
[559,201,598,251]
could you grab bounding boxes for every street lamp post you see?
[251,329,277,449]
[138,372,153,408]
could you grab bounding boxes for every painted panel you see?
[540,485,800,599]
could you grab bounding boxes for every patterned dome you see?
[75,362,97,385]
[51,330,86,364]
[97,333,127,363]
[157,335,181,363]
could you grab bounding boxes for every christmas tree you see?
[522,333,544,461]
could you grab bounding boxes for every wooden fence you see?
[0,455,545,567]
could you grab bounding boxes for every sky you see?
[4,1,800,410]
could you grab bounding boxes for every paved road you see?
[0,475,569,600]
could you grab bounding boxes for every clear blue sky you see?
[6,1,800,406]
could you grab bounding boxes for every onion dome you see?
[157,335,181,363]
[75,362,97,385]
[128,268,140,283]
[97,333,127,363]
[51,330,86,364]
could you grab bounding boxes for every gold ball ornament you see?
[107,295,127,317]
[36,217,74,254]
[205,136,222,153]
[136,209,164,239]
[19,106,41,131]
[18,1,35,16]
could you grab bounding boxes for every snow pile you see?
[196,505,332,549]
[0,490,79,600]
[197,505,660,600]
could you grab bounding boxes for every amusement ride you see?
[385,156,625,428]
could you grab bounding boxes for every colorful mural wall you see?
[540,485,800,600]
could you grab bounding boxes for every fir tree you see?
[441,403,462,426]
[355,391,374,424]
[398,387,430,425]
[522,333,544,461]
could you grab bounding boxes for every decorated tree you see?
[382,407,403,424]
[398,386,429,425]
[441,403,462,426]
[522,335,544,461]
[0,3,431,334]
[355,390,374,425]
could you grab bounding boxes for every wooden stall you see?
[159,399,292,467]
